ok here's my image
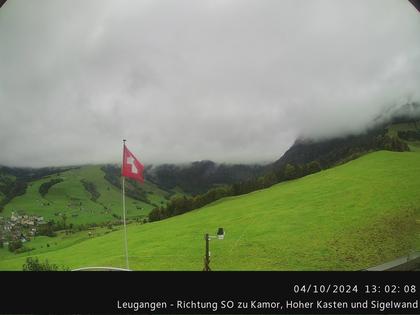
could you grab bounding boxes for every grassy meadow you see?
[0,150,419,270]
[1,165,171,225]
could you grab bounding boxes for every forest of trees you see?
[273,128,409,170]
[147,161,265,195]
[398,130,420,141]
[0,180,27,211]
[0,166,74,181]
[38,178,63,197]
[80,179,101,202]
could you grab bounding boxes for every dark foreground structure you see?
[365,252,420,271]
[409,0,420,12]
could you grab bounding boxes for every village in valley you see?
[0,212,46,250]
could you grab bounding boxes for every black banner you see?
[0,271,419,314]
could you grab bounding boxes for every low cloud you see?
[0,0,419,167]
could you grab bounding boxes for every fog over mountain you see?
[0,0,419,167]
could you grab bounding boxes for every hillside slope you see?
[273,119,418,170]
[1,165,174,225]
[0,150,419,270]
[146,161,265,195]
[0,161,265,224]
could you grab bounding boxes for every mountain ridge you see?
[1,104,419,225]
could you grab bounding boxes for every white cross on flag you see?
[122,144,144,183]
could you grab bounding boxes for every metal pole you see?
[203,233,211,271]
[122,140,129,270]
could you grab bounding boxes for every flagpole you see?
[122,139,129,270]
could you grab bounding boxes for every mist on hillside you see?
[0,0,419,167]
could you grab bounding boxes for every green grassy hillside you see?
[1,165,172,225]
[1,150,419,270]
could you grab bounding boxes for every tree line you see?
[147,161,265,195]
[80,179,101,202]
[149,134,409,222]
[0,180,27,211]
[38,178,63,197]
[148,160,323,222]
[398,130,420,141]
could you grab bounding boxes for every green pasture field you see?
[0,150,419,270]
[1,165,169,225]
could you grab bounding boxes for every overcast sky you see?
[0,0,419,167]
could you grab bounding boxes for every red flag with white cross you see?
[122,144,144,183]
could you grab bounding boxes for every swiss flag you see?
[122,144,144,183]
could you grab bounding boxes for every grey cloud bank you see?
[0,0,419,167]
